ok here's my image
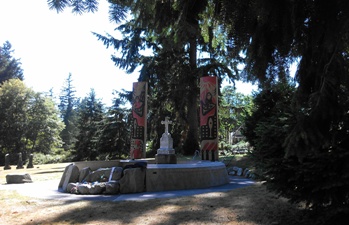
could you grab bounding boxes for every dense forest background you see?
[0,41,252,165]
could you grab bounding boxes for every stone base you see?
[146,161,229,192]
[155,154,177,164]
[157,148,175,154]
[119,167,146,193]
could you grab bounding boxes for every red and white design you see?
[130,82,147,159]
[200,76,218,160]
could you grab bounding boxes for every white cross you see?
[161,117,172,134]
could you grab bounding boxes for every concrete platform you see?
[146,161,229,192]
[73,159,155,171]
[0,176,254,202]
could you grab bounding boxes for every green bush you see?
[244,82,349,223]
[33,148,72,164]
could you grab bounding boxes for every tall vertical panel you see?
[200,76,219,161]
[130,82,148,159]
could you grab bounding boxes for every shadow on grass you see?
[22,184,312,225]
[33,170,64,175]
[50,166,69,170]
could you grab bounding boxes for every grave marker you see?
[4,153,11,170]
[27,153,34,168]
[16,152,24,169]
[156,117,177,164]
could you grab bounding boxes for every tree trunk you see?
[182,36,200,155]
[183,92,199,154]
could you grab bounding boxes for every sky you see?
[0,0,256,106]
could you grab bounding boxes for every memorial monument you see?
[58,81,230,195]
[155,117,177,164]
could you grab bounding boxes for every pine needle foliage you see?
[0,41,24,85]
[238,0,349,222]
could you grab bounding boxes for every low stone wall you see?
[58,160,229,195]
[146,161,229,192]
[59,162,148,195]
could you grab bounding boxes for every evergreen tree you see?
[50,0,349,221]
[96,1,236,155]
[95,91,130,159]
[244,82,296,176]
[0,41,24,85]
[48,1,236,155]
[59,73,79,150]
[217,0,349,221]
[47,0,99,14]
[74,89,104,161]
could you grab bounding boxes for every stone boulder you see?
[67,183,79,194]
[89,183,106,194]
[228,166,244,176]
[58,163,144,195]
[105,181,120,194]
[84,167,123,183]
[77,183,91,194]
[119,167,146,193]
[58,164,80,192]
[109,167,123,181]
[69,182,108,195]
[6,173,32,184]
[85,168,109,182]
[79,167,92,182]
[237,168,243,176]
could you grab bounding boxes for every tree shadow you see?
[33,170,64,175]
[22,184,311,225]
[50,166,68,170]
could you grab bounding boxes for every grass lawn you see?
[0,160,312,225]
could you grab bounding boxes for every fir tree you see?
[0,41,23,85]
[74,89,104,161]
[58,73,79,151]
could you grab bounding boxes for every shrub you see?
[244,82,349,223]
